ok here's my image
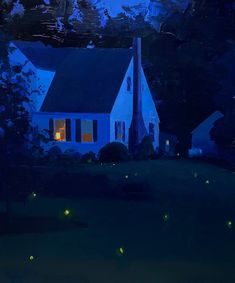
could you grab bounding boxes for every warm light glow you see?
[55,132,61,140]
[54,119,66,141]
[29,256,34,261]
[82,133,92,142]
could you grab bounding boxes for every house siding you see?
[32,112,110,154]
[110,59,160,149]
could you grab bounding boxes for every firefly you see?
[64,209,70,216]
[118,247,124,255]
[163,213,169,222]
[226,220,232,229]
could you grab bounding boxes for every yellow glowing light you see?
[29,256,34,261]
[227,220,232,228]
[55,132,61,140]
[64,209,70,216]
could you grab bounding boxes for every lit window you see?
[54,119,66,141]
[115,121,125,141]
[81,120,93,143]
[127,76,131,92]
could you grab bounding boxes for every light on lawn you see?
[163,213,170,222]
[118,247,124,255]
[64,209,70,216]
[29,256,34,261]
[226,220,232,229]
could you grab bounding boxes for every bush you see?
[99,142,129,163]
[59,149,81,166]
[47,146,62,162]
[136,136,155,160]
[81,151,97,163]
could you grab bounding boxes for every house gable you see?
[110,58,159,148]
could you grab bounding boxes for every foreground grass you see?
[0,159,235,283]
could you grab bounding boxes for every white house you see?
[10,38,160,154]
[189,111,224,157]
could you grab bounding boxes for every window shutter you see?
[93,120,98,142]
[122,122,125,142]
[66,119,71,141]
[49,118,54,141]
[75,119,81,142]
[115,121,118,140]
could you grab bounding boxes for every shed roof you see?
[191,111,224,134]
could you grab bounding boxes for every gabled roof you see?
[14,41,133,113]
[191,111,224,134]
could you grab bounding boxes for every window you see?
[115,121,125,142]
[49,118,71,142]
[149,123,155,142]
[127,76,131,92]
[75,119,98,143]
[81,120,93,142]
[54,119,66,141]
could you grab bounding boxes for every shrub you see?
[59,149,81,166]
[81,151,97,163]
[136,136,155,160]
[99,142,129,163]
[47,146,62,161]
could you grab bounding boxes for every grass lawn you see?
[0,159,235,283]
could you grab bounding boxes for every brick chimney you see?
[129,37,147,155]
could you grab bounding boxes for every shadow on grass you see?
[0,214,88,235]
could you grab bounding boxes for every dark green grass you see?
[0,159,235,282]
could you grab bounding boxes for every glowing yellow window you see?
[81,120,93,143]
[54,119,66,141]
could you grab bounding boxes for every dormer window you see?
[127,76,131,92]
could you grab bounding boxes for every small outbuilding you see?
[189,111,224,157]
